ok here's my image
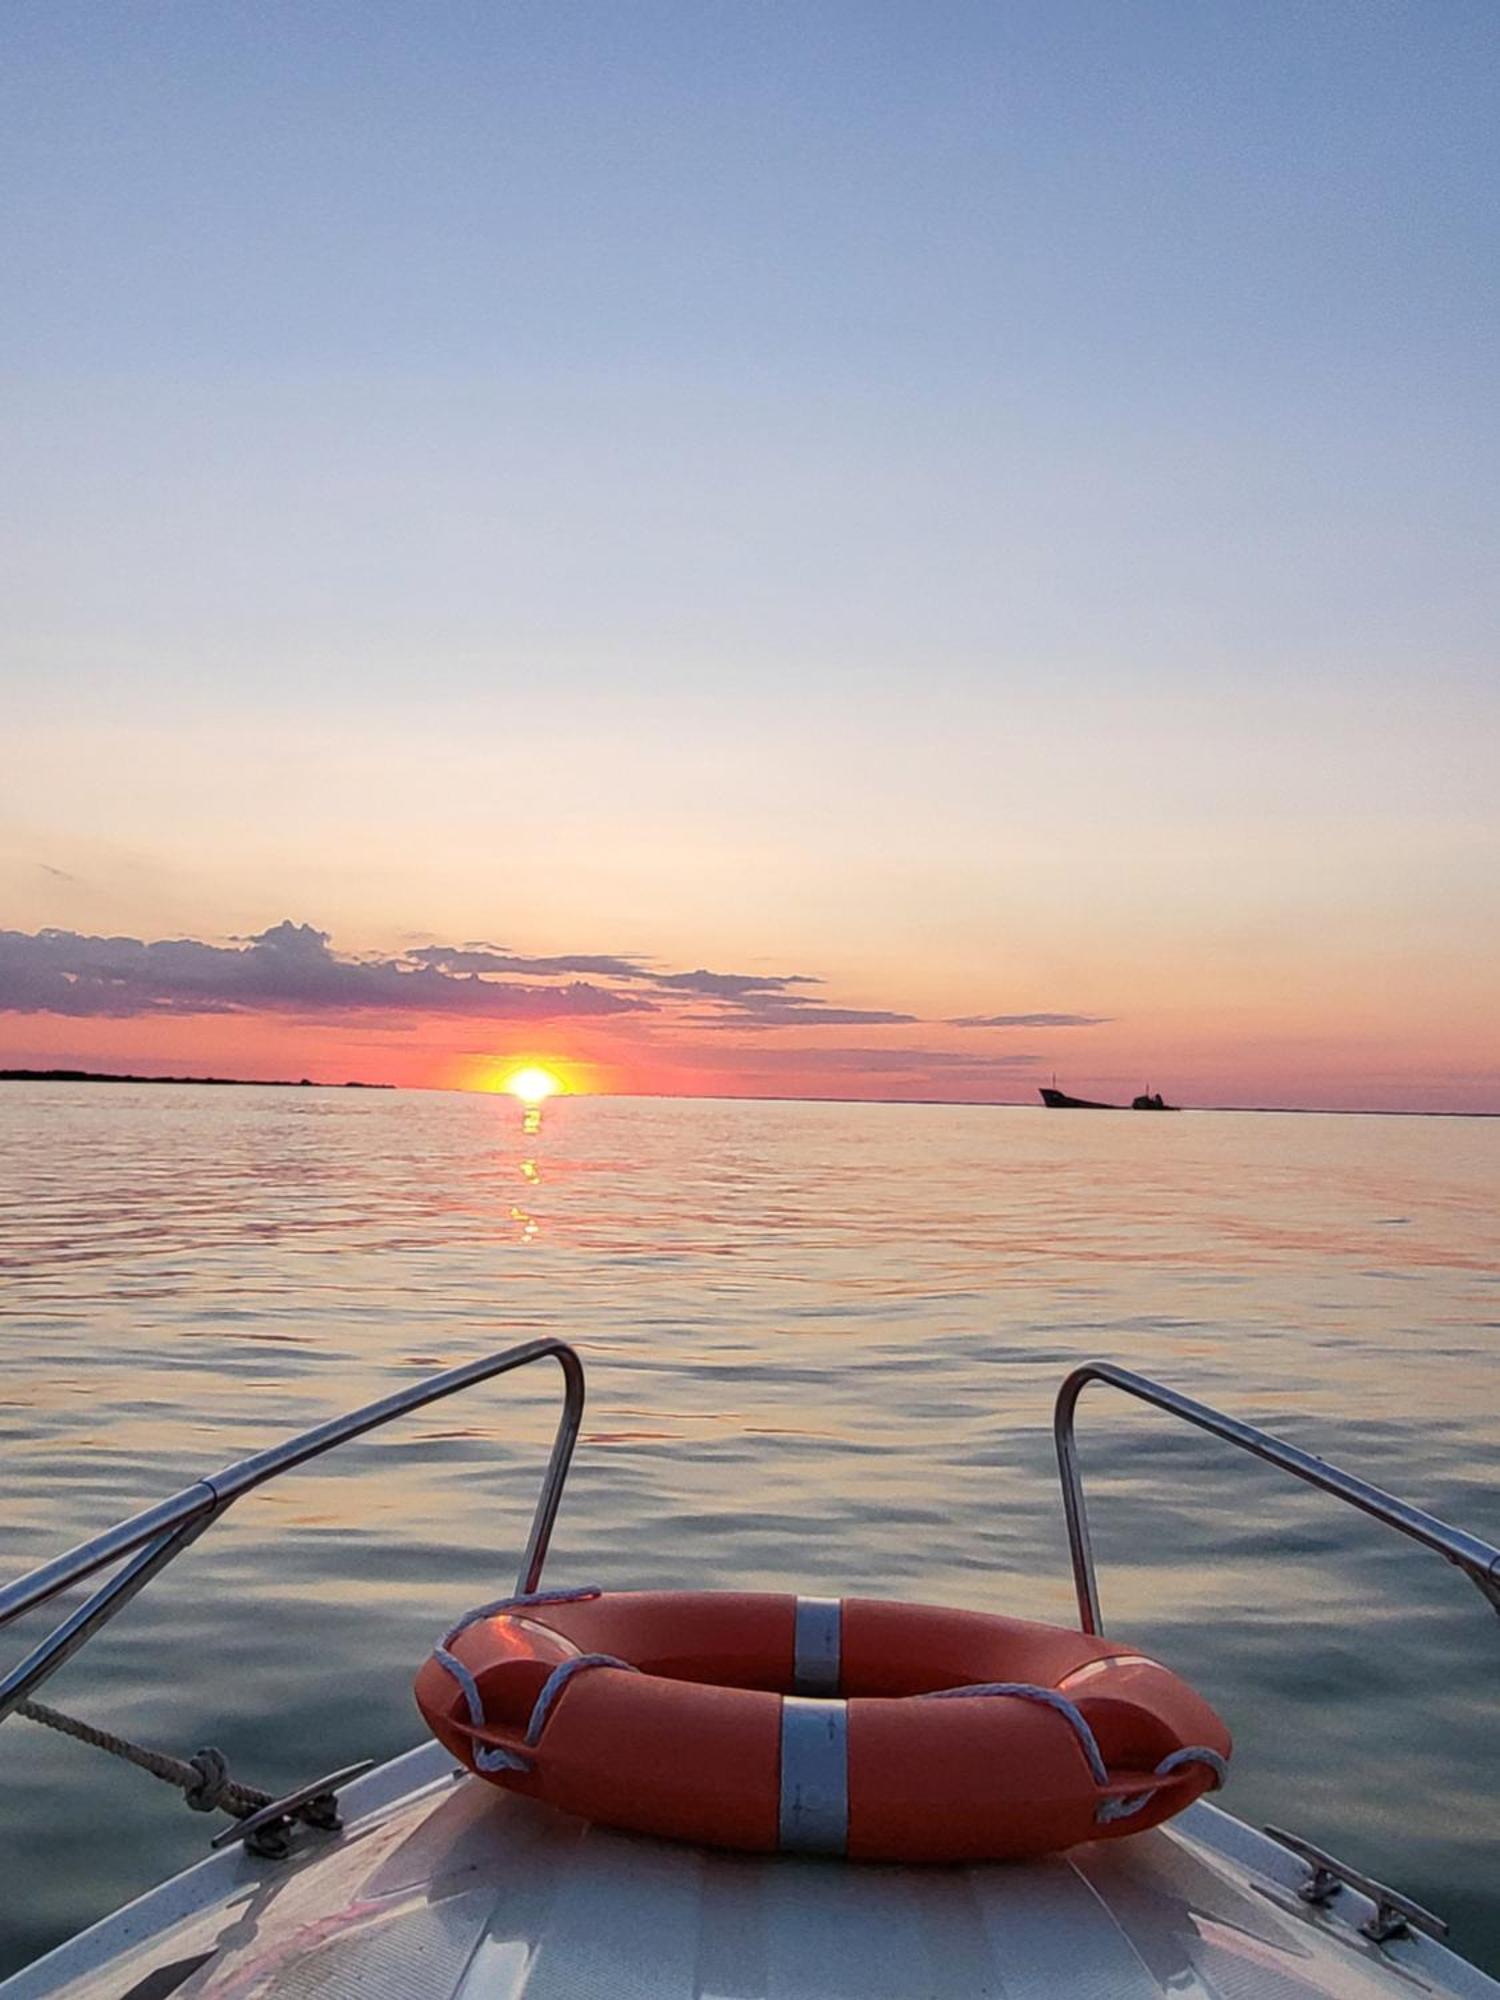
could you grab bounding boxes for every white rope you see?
[922,1682,1111,1786]
[524,1654,639,1744]
[440,1583,602,1651]
[920,1680,1226,1823]
[1095,1744,1228,1823]
[431,1585,603,1775]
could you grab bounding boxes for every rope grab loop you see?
[432,1584,610,1775]
[1096,1743,1229,1823]
[919,1680,1227,1823]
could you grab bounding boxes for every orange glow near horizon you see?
[4,994,1496,1115]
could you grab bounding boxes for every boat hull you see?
[1040,1087,1178,1110]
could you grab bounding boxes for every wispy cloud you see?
[408,945,650,980]
[652,968,820,999]
[725,1046,1044,1073]
[410,945,820,1003]
[652,1040,1047,1101]
[949,1012,1109,1028]
[695,997,919,1029]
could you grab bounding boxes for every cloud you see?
[653,968,819,998]
[949,1012,1109,1028]
[409,944,650,980]
[0,922,654,1022]
[0,920,912,1033]
[0,920,1087,1052]
[412,947,820,1002]
[663,1042,1046,1088]
[697,999,920,1029]
[739,1046,1043,1072]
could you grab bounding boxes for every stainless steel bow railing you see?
[8,1346,1495,1731]
[0,1339,585,1727]
[1054,1362,1500,1635]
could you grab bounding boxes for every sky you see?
[2,1,1497,1109]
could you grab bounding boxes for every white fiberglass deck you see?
[5,1739,1495,2000]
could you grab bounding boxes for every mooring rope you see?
[15,1697,272,1819]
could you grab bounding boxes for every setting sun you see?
[502,1065,563,1105]
[459,1054,591,1099]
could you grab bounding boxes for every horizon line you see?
[3,1070,1495,1119]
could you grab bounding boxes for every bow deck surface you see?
[3,1740,1495,2000]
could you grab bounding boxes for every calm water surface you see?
[1,1086,1497,1976]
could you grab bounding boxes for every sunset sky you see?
[3,3,1496,1110]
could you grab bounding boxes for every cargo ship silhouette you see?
[1040,1082,1176,1110]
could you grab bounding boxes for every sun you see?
[464,1054,586,1101]
[501,1065,563,1106]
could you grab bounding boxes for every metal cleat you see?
[1264,1825,1449,1944]
[210,1760,376,1859]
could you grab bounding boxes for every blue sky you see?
[3,2,1497,1105]
[7,1,1495,692]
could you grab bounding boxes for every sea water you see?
[1,1085,1496,1975]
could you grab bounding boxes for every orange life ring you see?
[414,1587,1230,1863]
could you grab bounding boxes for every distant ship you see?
[1040,1084,1177,1110]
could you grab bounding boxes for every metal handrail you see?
[0,1338,585,1725]
[1054,1362,1500,1635]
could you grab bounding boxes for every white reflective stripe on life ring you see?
[778,1696,849,1854]
[793,1595,841,1696]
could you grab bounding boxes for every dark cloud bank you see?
[0,922,1109,1044]
[0,921,903,1029]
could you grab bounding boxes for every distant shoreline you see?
[0,1071,1493,1116]
[0,1069,393,1090]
